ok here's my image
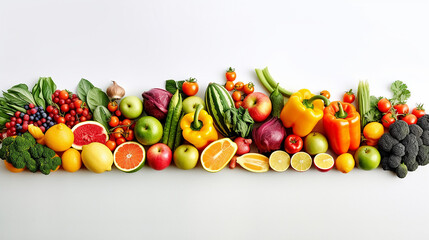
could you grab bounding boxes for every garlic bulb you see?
[106,81,125,100]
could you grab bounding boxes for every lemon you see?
[269,150,290,172]
[335,153,355,173]
[81,142,114,173]
[62,148,82,173]
[290,152,312,172]
[44,123,74,152]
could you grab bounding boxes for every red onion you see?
[252,117,286,153]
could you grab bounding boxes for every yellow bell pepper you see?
[280,89,330,137]
[181,104,218,150]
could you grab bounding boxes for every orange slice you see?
[290,152,312,172]
[236,153,269,173]
[269,150,290,172]
[201,138,237,172]
[113,141,145,173]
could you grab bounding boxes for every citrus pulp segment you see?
[236,153,269,173]
[113,141,146,173]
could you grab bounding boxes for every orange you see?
[236,153,269,172]
[201,138,237,172]
[4,161,25,173]
[44,123,74,152]
[61,148,82,172]
[113,141,145,173]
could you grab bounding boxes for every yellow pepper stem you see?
[191,104,203,131]
[302,95,330,109]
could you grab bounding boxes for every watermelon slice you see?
[71,121,109,150]
[113,141,145,173]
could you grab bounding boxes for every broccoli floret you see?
[389,120,409,141]
[39,159,52,175]
[0,145,10,160]
[417,137,423,146]
[421,131,429,146]
[409,124,423,138]
[388,155,402,169]
[417,145,429,166]
[9,152,26,169]
[13,136,32,152]
[22,132,36,146]
[391,143,406,157]
[51,156,61,170]
[417,114,429,130]
[380,156,391,171]
[378,133,399,152]
[401,134,419,157]
[379,149,389,158]
[1,136,15,146]
[25,156,38,173]
[403,153,418,171]
[395,163,408,178]
[42,147,56,158]
[29,144,44,159]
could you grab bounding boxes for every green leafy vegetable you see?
[365,96,382,123]
[32,77,57,108]
[77,78,95,103]
[390,80,410,105]
[165,80,185,96]
[223,107,254,138]
[87,87,110,113]
[93,106,111,131]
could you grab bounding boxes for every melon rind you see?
[71,121,109,150]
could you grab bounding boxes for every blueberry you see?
[24,105,29,110]
[16,123,21,128]
[49,122,55,126]
[20,113,25,118]
[42,123,48,128]
[42,113,47,118]
[29,116,34,121]
[47,116,52,121]
[35,117,39,121]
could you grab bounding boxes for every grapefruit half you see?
[71,121,109,150]
[113,141,146,173]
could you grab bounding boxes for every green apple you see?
[119,96,143,119]
[354,146,380,170]
[134,116,163,145]
[173,144,199,170]
[304,132,328,155]
[182,96,205,114]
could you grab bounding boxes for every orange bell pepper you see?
[323,101,361,155]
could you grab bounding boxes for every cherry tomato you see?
[105,140,117,151]
[343,89,355,103]
[412,104,425,119]
[115,110,122,117]
[235,101,243,109]
[60,104,69,112]
[57,117,66,124]
[109,116,120,127]
[225,81,234,91]
[107,101,118,112]
[182,78,199,96]
[74,99,83,109]
[113,127,124,139]
[122,119,132,127]
[234,82,244,91]
[124,129,134,141]
[232,91,242,102]
[225,67,236,81]
[320,90,330,99]
[59,90,69,100]
[393,104,409,115]
[402,114,417,125]
[116,137,126,146]
[377,98,391,113]
[284,135,303,154]
[381,112,396,128]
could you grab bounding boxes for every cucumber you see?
[167,94,182,150]
[173,112,185,152]
[162,90,180,144]
[204,83,235,137]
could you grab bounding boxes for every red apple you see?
[147,143,172,170]
[242,92,272,122]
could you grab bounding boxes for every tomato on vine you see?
[182,78,199,96]
[343,89,355,103]
[320,90,330,99]
[225,81,234,91]
[393,104,409,115]
[109,116,120,127]
[232,91,242,102]
[235,101,243,109]
[412,104,425,119]
[243,83,254,95]
[402,114,417,125]
[108,101,118,112]
[377,98,391,113]
[381,112,396,128]
[59,90,69,100]
[234,82,244,91]
[225,67,236,81]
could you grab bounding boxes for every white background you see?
[1,0,429,239]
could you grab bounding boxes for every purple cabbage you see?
[252,117,286,153]
[142,88,173,120]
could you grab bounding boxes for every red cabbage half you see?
[142,88,173,120]
[252,117,286,153]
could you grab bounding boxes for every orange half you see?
[201,138,237,172]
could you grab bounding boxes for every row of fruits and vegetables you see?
[1,67,428,178]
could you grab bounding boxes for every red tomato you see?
[393,104,409,115]
[320,90,330,99]
[377,98,391,113]
[105,140,117,151]
[232,91,242,102]
[225,81,234,91]
[234,82,244,91]
[113,127,124,139]
[284,135,303,154]
[74,99,83,109]
[343,89,355,103]
[225,67,236,81]
[243,83,255,95]
[57,117,66,124]
[182,78,199,96]
[412,104,425,118]
[235,101,243,109]
[116,137,126,146]
[124,129,134,141]
[122,119,132,126]
[402,114,417,125]
[109,116,120,127]
[59,90,69,100]
[60,104,69,113]
[107,101,118,112]
[381,112,396,128]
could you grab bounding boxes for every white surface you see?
[1,0,429,239]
